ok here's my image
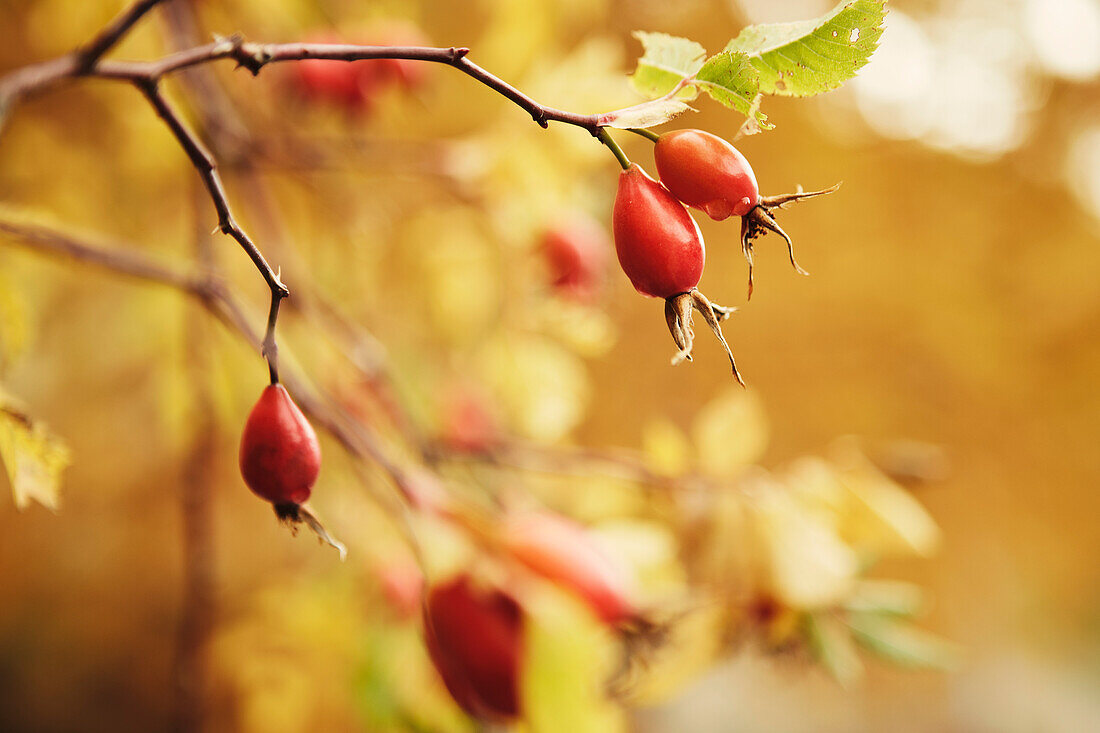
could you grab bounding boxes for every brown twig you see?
[132,78,288,381]
[0,216,422,507]
[0,0,633,388]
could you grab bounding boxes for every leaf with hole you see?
[725,0,887,97]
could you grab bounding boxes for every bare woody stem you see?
[132,78,288,379]
[0,217,419,508]
[262,290,283,384]
[0,20,624,381]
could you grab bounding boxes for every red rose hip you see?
[653,128,839,298]
[541,213,610,302]
[502,512,635,624]
[424,575,523,721]
[612,163,704,299]
[610,161,743,383]
[239,384,321,507]
[654,129,760,220]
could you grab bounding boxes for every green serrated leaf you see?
[0,396,70,511]
[726,0,887,97]
[628,32,706,99]
[598,98,694,129]
[847,612,960,669]
[804,613,864,686]
[692,51,770,129]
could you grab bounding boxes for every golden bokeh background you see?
[1,0,1098,731]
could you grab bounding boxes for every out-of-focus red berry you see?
[541,213,610,302]
[502,512,635,624]
[423,575,523,721]
[289,23,431,113]
[439,387,500,454]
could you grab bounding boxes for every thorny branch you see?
[0,0,693,541]
[77,0,169,72]
[0,217,694,534]
[0,0,628,384]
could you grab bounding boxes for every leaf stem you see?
[596,128,631,170]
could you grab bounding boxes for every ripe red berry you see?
[612,164,704,299]
[611,162,743,382]
[502,512,635,624]
[654,129,760,220]
[424,575,523,721]
[239,384,321,507]
[653,128,839,298]
[541,214,610,302]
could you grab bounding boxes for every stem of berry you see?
[626,127,660,143]
[595,128,631,170]
[262,286,285,384]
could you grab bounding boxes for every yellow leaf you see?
[692,387,769,477]
[478,335,590,442]
[406,208,502,344]
[750,478,858,609]
[642,417,691,476]
[624,603,727,704]
[830,438,941,558]
[535,300,616,359]
[592,519,686,605]
[0,395,69,511]
[520,585,625,733]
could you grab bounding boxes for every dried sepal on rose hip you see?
[654,128,840,298]
[613,162,744,384]
[239,383,345,558]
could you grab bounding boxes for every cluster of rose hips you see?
[238,382,636,722]
[235,124,838,723]
[613,128,838,382]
